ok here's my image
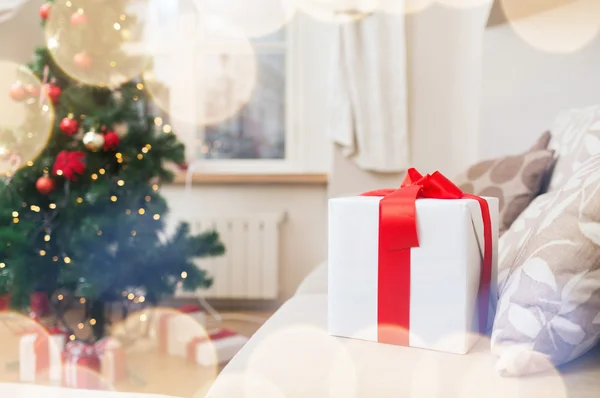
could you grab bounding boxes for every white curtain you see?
[329,11,409,173]
[0,0,28,25]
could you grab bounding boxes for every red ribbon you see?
[30,326,68,373]
[179,304,202,314]
[186,329,239,362]
[361,168,493,346]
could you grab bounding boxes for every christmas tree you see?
[0,0,224,341]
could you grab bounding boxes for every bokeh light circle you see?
[378,0,434,14]
[338,324,430,397]
[111,307,217,397]
[0,61,54,175]
[500,0,600,54]
[198,0,296,38]
[44,0,151,86]
[293,0,380,23]
[247,324,358,397]
[143,11,257,127]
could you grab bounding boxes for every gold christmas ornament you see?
[83,130,105,152]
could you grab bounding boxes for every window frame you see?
[164,6,306,175]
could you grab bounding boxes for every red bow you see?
[361,167,493,343]
[362,168,465,250]
[53,151,86,181]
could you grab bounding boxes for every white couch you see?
[206,263,600,397]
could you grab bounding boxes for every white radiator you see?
[175,213,285,300]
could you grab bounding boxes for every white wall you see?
[479,24,600,159]
[329,3,493,197]
[0,0,43,63]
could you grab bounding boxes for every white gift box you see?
[157,305,207,357]
[186,329,248,366]
[62,341,101,389]
[328,195,499,354]
[96,337,127,383]
[19,332,66,382]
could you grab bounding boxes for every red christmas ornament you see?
[70,11,88,26]
[8,82,26,101]
[74,52,92,70]
[60,117,79,136]
[103,131,120,151]
[45,83,61,103]
[53,151,86,181]
[39,3,51,21]
[36,175,56,195]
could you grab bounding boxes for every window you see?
[199,29,287,162]
[145,1,315,175]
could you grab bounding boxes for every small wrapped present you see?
[157,304,207,357]
[328,168,499,354]
[96,337,127,384]
[186,329,248,367]
[62,340,102,389]
[0,293,10,311]
[19,327,67,382]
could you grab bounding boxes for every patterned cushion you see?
[454,142,554,234]
[491,155,600,376]
[548,104,600,192]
